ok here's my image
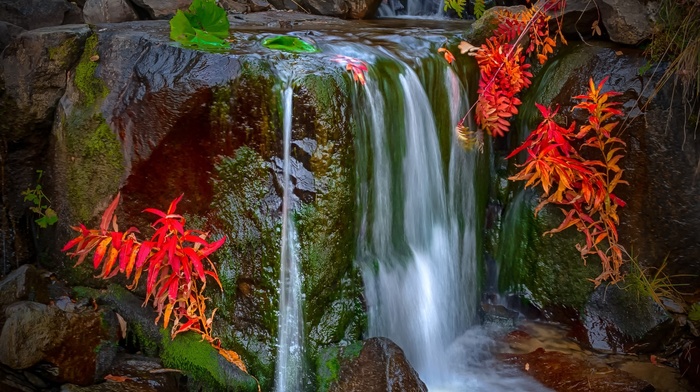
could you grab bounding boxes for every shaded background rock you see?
[0,21,25,50]
[0,265,49,313]
[129,0,190,19]
[0,0,73,30]
[83,0,139,24]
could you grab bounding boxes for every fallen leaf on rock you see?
[90,54,99,62]
[525,363,530,371]
[104,374,131,382]
[116,313,127,339]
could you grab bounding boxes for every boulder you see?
[0,0,73,30]
[0,301,65,369]
[539,0,657,45]
[82,0,139,24]
[317,338,428,392]
[0,300,119,385]
[580,284,673,352]
[65,2,85,25]
[0,264,49,313]
[129,0,190,19]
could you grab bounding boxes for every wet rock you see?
[481,302,519,328]
[581,284,673,353]
[500,348,654,391]
[680,340,700,390]
[221,0,249,13]
[83,0,139,24]
[129,0,190,19]
[0,301,119,385]
[0,265,50,313]
[318,337,428,392]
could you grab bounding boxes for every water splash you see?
[274,85,305,392]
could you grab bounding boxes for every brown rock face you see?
[330,337,428,392]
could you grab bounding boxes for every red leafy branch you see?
[457,0,566,141]
[508,77,628,285]
[61,194,242,357]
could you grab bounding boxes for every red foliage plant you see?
[470,0,566,138]
[61,193,227,342]
[507,77,627,285]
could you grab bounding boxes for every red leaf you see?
[93,237,112,269]
[136,242,153,268]
[200,237,226,258]
[100,194,121,235]
[167,194,184,215]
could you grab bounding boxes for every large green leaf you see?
[262,35,320,53]
[169,0,229,50]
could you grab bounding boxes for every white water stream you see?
[274,85,305,392]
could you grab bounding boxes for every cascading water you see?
[274,85,305,392]
[377,0,445,18]
[357,58,478,388]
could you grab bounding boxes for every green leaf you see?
[187,0,229,39]
[169,0,230,51]
[262,36,319,54]
[474,0,485,19]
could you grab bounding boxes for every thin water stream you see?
[274,85,305,392]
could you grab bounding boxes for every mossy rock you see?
[496,188,601,311]
[160,330,258,392]
[315,341,364,392]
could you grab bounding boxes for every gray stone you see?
[129,0,190,19]
[0,0,72,30]
[0,301,65,369]
[83,0,138,24]
[598,0,657,45]
[0,300,119,383]
[0,265,49,313]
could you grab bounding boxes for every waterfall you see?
[358,59,477,388]
[274,85,305,392]
[377,0,446,18]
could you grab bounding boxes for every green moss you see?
[71,286,102,300]
[160,330,257,392]
[48,37,79,68]
[497,189,600,310]
[208,147,280,390]
[74,34,108,106]
[64,113,123,222]
[315,341,364,392]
